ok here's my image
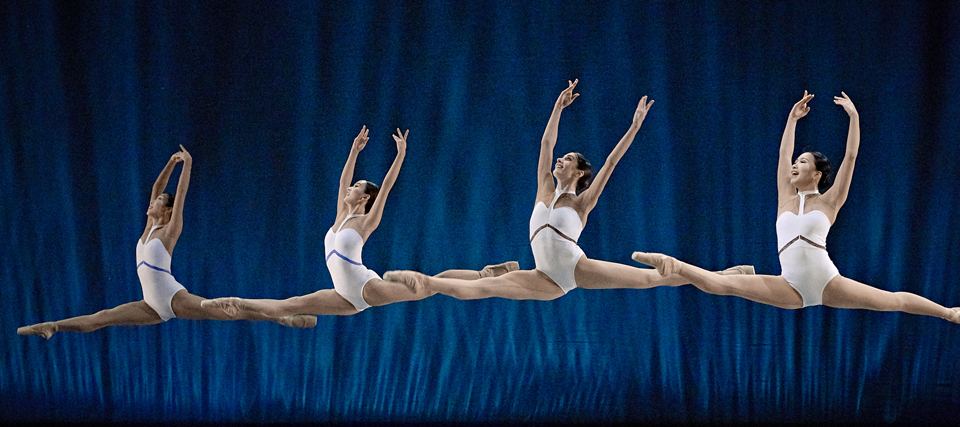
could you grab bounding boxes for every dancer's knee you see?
[82,310,115,332]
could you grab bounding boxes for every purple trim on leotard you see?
[325,250,363,266]
[137,261,172,275]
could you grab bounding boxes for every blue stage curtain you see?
[3,0,959,424]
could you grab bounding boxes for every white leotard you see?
[323,214,379,311]
[136,225,185,321]
[776,190,840,307]
[529,189,584,293]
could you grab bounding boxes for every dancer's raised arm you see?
[777,91,814,204]
[537,79,579,199]
[142,151,181,239]
[337,126,369,217]
[821,92,860,211]
[360,128,407,235]
[163,145,191,249]
[151,151,180,201]
[202,128,429,319]
[578,96,654,212]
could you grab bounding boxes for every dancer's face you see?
[345,180,370,206]
[553,152,584,183]
[147,195,163,215]
[789,152,821,188]
[147,195,172,218]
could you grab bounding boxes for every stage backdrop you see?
[3,0,959,424]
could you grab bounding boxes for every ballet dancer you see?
[633,91,960,323]
[202,127,515,319]
[385,80,752,300]
[17,146,317,339]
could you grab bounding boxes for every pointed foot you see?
[200,297,242,317]
[384,270,429,293]
[479,261,520,278]
[278,314,318,328]
[631,252,682,277]
[17,322,58,339]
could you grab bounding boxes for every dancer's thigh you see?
[481,269,565,301]
[821,275,897,311]
[100,300,164,325]
[709,274,804,309]
[290,289,361,315]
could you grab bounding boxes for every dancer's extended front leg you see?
[821,276,960,323]
[632,252,803,309]
[575,258,688,289]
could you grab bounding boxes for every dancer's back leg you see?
[18,300,163,339]
[386,269,565,301]
[202,289,359,318]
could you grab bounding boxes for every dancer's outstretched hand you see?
[555,79,580,109]
[178,144,192,163]
[789,90,814,120]
[833,91,858,117]
[171,145,191,163]
[631,95,655,128]
[392,128,409,155]
[352,125,370,152]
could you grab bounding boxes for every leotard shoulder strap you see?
[335,214,363,233]
[797,189,819,217]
